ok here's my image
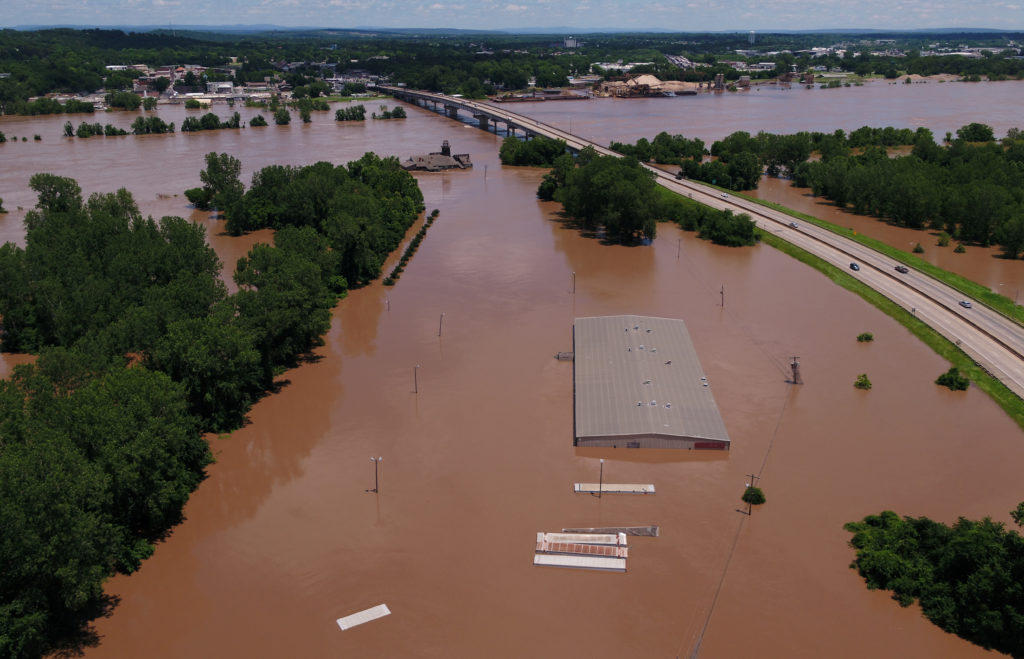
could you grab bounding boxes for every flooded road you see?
[1,93,1021,657]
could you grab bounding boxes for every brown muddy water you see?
[0,94,1020,657]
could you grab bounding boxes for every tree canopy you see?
[845,508,1024,656]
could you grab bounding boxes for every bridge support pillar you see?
[473,114,489,131]
[444,104,459,119]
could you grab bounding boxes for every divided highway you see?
[380,87,1024,399]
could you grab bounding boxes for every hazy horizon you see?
[4,0,1023,33]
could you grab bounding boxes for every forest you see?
[845,507,1024,656]
[794,125,1024,255]
[0,153,424,657]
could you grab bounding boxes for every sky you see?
[5,0,1023,31]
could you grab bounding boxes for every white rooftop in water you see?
[573,315,730,446]
[336,604,391,631]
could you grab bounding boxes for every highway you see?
[378,86,1024,399]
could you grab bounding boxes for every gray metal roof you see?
[573,315,730,445]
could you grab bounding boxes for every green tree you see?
[742,485,766,505]
[274,107,291,125]
[559,155,657,243]
[854,373,872,390]
[147,312,262,431]
[152,76,171,93]
[956,122,995,142]
[141,96,157,110]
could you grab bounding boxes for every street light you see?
[597,459,605,498]
[366,456,383,493]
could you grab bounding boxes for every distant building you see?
[401,141,472,172]
[564,36,579,49]
[749,30,755,44]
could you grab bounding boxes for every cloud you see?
[503,3,527,10]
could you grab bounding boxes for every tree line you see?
[498,135,568,166]
[611,126,927,192]
[536,145,757,246]
[0,153,424,656]
[845,506,1024,656]
[794,125,1024,256]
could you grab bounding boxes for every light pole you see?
[366,456,383,493]
[414,364,421,394]
[597,459,605,498]
[438,312,445,337]
[570,271,576,294]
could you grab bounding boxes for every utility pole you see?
[720,285,725,308]
[597,459,605,498]
[414,364,421,394]
[790,356,803,385]
[677,238,681,260]
[744,473,760,515]
[385,296,390,312]
[438,312,445,337]
[570,271,576,295]
[366,456,383,493]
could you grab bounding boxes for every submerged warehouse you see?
[573,315,730,449]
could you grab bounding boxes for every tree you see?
[274,107,291,125]
[558,155,657,243]
[956,122,995,142]
[935,366,969,391]
[187,152,243,211]
[141,96,157,110]
[147,312,262,432]
[742,485,766,505]
[152,76,171,93]
[1012,502,1024,527]
[854,373,872,390]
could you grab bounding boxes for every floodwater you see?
[0,92,1020,657]
[509,79,1024,297]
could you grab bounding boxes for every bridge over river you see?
[375,85,1024,401]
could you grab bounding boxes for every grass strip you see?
[758,228,1024,430]
[737,192,1024,326]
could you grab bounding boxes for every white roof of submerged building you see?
[573,315,730,448]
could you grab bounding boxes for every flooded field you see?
[1,90,1021,657]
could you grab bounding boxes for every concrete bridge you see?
[373,85,1024,400]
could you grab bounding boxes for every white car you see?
[959,300,972,309]
[720,193,729,199]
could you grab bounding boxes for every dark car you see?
[849,263,860,271]
[959,300,972,309]
[895,265,909,274]
[788,222,798,229]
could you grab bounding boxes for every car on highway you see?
[849,263,860,271]
[895,265,909,274]
[788,222,798,229]
[959,300,972,309]
[720,193,729,199]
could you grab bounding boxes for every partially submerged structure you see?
[401,140,472,171]
[572,315,730,449]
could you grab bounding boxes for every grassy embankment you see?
[654,184,1024,429]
